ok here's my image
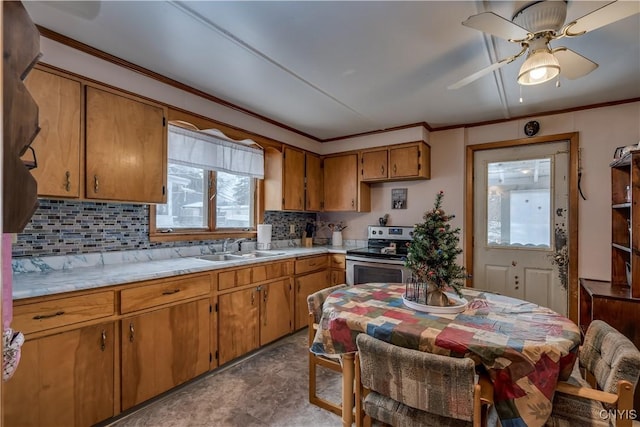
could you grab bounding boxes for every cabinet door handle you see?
[381,165,384,175]
[351,199,355,208]
[94,175,99,193]
[162,289,180,295]
[33,311,65,320]
[251,290,255,306]
[263,288,268,326]
[393,164,397,174]
[101,329,107,352]
[129,322,135,342]
[64,171,71,192]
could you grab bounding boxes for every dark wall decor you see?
[392,188,407,209]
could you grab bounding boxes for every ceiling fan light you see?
[518,50,560,85]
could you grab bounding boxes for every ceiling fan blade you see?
[463,12,530,41]
[448,58,513,90]
[553,48,599,80]
[565,0,640,36]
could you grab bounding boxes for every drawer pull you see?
[33,311,65,320]
[162,289,180,295]
[101,329,107,352]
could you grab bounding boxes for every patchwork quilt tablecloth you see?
[311,283,581,427]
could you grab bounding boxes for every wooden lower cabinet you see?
[120,298,210,410]
[329,254,347,286]
[218,287,260,365]
[294,269,330,330]
[218,278,293,365]
[3,322,115,427]
[260,279,294,346]
[330,269,346,286]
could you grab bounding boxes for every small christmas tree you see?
[405,191,466,305]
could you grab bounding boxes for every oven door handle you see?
[346,255,406,266]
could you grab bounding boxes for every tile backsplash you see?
[13,199,316,258]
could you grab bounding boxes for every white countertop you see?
[11,245,356,300]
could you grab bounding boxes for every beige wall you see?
[323,102,640,283]
[40,36,640,282]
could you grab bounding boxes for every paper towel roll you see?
[257,224,272,244]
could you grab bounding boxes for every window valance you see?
[168,124,264,179]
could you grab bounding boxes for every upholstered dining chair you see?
[547,319,640,427]
[355,333,493,427]
[307,284,349,416]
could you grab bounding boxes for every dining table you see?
[310,282,582,427]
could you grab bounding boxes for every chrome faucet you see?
[222,238,248,252]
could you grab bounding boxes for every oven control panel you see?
[367,226,414,240]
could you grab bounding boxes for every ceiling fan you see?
[448,0,639,89]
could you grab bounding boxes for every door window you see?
[486,158,552,248]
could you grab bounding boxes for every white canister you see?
[332,231,343,247]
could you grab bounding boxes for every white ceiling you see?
[23,1,640,141]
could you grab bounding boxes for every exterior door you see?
[473,141,569,315]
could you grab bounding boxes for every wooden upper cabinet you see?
[264,146,322,212]
[305,152,323,211]
[85,86,167,203]
[24,68,82,198]
[283,147,305,210]
[361,148,388,181]
[389,142,430,180]
[324,153,369,212]
[360,142,431,182]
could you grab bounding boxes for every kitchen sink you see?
[237,251,286,258]
[197,254,242,262]
[197,251,285,262]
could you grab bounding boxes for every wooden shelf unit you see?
[579,151,640,410]
[610,152,640,296]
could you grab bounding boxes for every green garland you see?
[404,191,466,296]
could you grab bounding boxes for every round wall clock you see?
[524,120,540,137]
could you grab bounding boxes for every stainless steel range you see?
[346,225,414,285]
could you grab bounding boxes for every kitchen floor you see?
[105,330,640,427]
[106,330,342,427]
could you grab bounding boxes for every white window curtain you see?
[168,124,264,179]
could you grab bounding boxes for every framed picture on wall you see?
[392,188,407,209]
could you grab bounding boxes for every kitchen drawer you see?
[330,254,346,269]
[295,255,328,275]
[252,260,292,283]
[13,291,115,335]
[218,267,252,291]
[120,274,211,314]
